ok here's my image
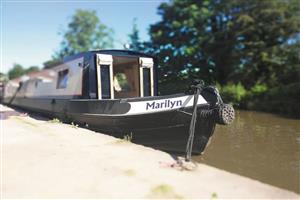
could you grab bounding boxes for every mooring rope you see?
[8,83,22,105]
[185,83,203,162]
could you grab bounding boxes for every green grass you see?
[12,116,37,127]
[148,184,183,199]
[152,184,173,194]
[211,192,218,200]
[111,133,133,145]
[123,132,133,142]
[71,122,79,128]
[123,169,136,176]
[49,118,61,123]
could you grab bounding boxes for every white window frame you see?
[96,54,114,99]
[139,57,154,97]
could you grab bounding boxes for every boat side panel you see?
[68,107,215,154]
[5,97,70,118]
[5,93,210,117]
[4,97,131,116]
[4,96,215,154]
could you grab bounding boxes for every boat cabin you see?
[4,50,158,101]
[89,51,156,99]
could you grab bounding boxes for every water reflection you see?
[194,110,300,193]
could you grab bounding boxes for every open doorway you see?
[112,56,140,98]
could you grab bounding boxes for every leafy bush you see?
[260,83,300,117]
[159,79,300,117]
[249,83,268,96]
[218,83,247,106]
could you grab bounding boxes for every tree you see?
[56,9,114,58]
[8,64,25,80]
[149,0,300,92]
[7,64,40,80]
[25,66,40,74]
[43,59,62,69]
[0,72,8,82]
[225,0,300,87]
[128,18,143,51]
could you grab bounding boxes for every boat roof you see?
[63,49,155,63]
[7,50,156,83]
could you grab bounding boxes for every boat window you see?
[57,69,69,89]
[100,65,111,99]
[143,68,151,96]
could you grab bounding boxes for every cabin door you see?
[96,54,114,99]
[139,57,154,97]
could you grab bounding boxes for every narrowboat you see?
[2,50,234,156]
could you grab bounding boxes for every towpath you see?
[1,104,299,199]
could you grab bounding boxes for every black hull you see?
[69,108,216,154]
[4,96,217,155]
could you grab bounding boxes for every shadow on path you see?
[0,105,49,121]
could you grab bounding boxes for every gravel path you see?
[1,104,299,199]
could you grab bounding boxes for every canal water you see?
[194,110,300,194]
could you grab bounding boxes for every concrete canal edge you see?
[1,104,299,199]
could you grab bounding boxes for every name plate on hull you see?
[127,95,207,115]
